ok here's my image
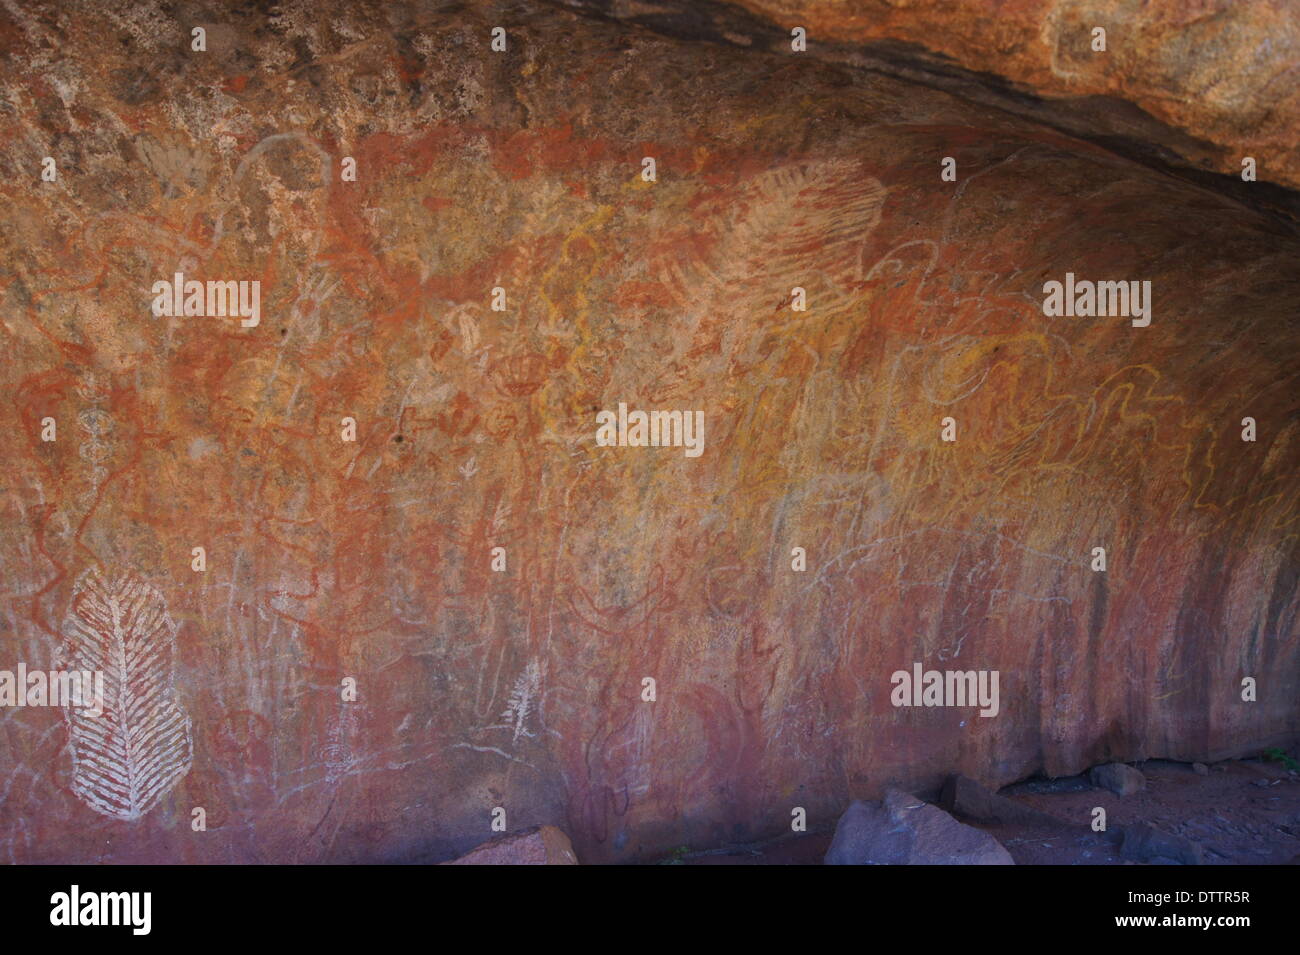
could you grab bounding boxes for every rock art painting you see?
[0,0,1295,867]
[60,569,193,821]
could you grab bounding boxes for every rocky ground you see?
[658,758,1300,864]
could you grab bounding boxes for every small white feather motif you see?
[60,569,193,820]
[499,661,541,745]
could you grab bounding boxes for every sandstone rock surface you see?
[728,0,1300,190]
[0,0,1295,864]
[940,774,1060,826]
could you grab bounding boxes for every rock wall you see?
[729,0,1300,191]
[0,0,1296,863]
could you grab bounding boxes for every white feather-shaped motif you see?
[499,662,541,745]
[60,569,193,820]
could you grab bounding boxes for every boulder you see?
[443,826,579,865]
[1119,824,1204,866]
[826,789,1014,865]
[1091,763,1146,797]
[1192,763,1210,776]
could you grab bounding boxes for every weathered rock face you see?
[720,0,1300,192]
[939,774,1059,826]
[0,0,1296,864]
